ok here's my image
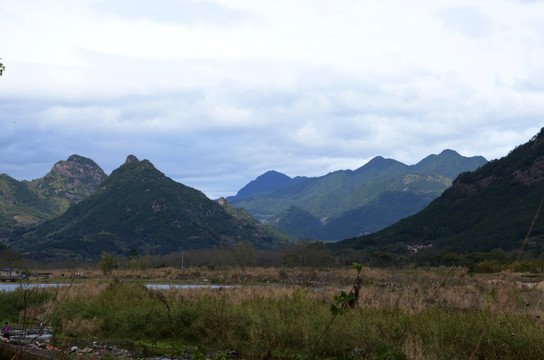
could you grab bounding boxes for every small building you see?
[0,268,21,281]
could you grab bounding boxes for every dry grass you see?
[39,266,544,315]
[40,266,371,285]
[25,266,544,358]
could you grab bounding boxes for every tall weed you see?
[35,269,544,359]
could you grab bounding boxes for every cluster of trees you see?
[0,245,25,269]
[96,241,337,274]
[99,248,152,274]
[336,246,544,274]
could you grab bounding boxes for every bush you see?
[471,259,503,273]
[0,286,55,324]
[99,252,115,274]
[509,259,544,273]
[128,256,151,270]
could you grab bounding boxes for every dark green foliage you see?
[0,246,25,269]
[333,128,544,257]
[0,286,55,323]
[280,242,335,267]
[99,252,115,274]
[50,281,172,341]
[509,258,544,273]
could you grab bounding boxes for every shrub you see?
[471,259,503,273]
[0,286,55,324]
[510,259,544,273]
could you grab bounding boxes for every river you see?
[0,282,231,292]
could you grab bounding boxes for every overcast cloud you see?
[1,0,543,198]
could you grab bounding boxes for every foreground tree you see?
[0,59,4,76]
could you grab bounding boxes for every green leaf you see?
[352,262,363,274]
[330,304,341,316]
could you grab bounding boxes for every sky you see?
[1,0,544,199]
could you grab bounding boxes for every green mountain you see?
[0,155,107,241]
[10,155,296,262]
[0,174,57,238]
[216,197,296,246]
[26,154,108,213]
[229,170,308,200]
[333,128,544,256]
[229,150,487,240]
[270,205,323,240]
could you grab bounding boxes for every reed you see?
[3,267,544,359]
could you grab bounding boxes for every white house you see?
[0,268,21,278]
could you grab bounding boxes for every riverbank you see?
[0,337,143,360]
[0,340,54,360]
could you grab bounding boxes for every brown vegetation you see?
[16,266,544,359]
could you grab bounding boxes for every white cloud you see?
[1,0,544,198]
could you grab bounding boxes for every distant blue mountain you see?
[228,150,488,241]
[227,170,308,201]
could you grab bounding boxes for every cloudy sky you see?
[1,0,543,199]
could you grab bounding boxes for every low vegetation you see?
[2,266,544,359]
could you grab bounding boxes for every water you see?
[0,283,67,292]
[11,330,53,342]
[0,282,232,292]
[146,284,233,290]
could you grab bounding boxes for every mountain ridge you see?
[229,170,308,200]
[10,155,296,262]
[332,128,544,256]
[227,149,487,240]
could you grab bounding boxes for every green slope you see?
[229,157,411,218]
[0,154,107,241]
[11,156,296,262]
[230,150,486,241]
[333,128,544,255]
[216,197,297,246]
[0,174,56,238]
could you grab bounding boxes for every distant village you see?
[0,268,53,282]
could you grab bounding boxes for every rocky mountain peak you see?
[50,155,107,183]
[30,155,108,208]
[125,155,139,164]
[140,159,155,169]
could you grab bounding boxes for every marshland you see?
[3,265,544,360]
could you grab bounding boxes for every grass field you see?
[3,266,544,359]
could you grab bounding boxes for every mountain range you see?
[227,150,487,240]
[4,155,296,262]
[333,127,544,258]
[8,132,543,265]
